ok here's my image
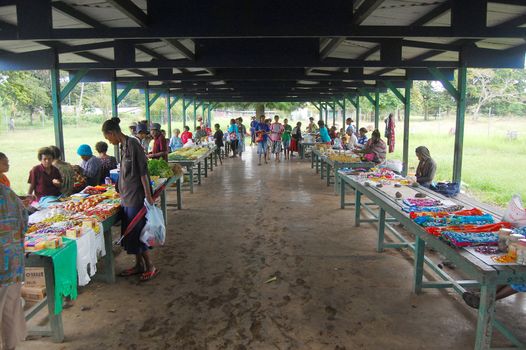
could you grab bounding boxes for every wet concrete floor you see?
[20,147,525,349]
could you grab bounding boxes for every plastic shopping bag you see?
[140,200,166,247]
[503,194,526,228]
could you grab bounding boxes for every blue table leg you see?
[176,177,182,209]
[204,158,208,178]
[326,163,331,186]
[377,208,386,252]
[475,283,497,350]
[413,236,425,294]
[354,191,362,227]
[340,179,346,209]
[100,225,116,283]
[45,258,64,342]
[188,165,194,193]
[197,162,202,185]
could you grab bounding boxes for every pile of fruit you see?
[168,147,209,160]
[328,154,361,163]
[82,186,108,195]
[63,195,105,213]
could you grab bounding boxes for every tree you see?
[0,71,51,125]
[467,68,526,118]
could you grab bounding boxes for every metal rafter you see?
[106,0,149,27]
[353,0,386,25]
[52,1,107,29]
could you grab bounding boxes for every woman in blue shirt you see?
[169,128,183,152]
[317,120,331,144]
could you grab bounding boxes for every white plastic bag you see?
[140,200,166,247]
[384,159,403,173]
[503,194,526,228]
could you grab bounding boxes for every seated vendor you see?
[194,126,207,141]
[49,146,75,196]
[77,144,102,186]
[95,141,117,183]
[354,129,386,164]
[0,152,10,188]
[28,147,62,201]
[415,146,437,187]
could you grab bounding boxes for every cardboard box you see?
[24,268,45,288]
[21,286,46,302]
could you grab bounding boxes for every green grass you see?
[1,114,525,208]
[389,116,526,207]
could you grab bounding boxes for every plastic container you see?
[109,169,119,185]
[507,234,524,261]
[516,239,526,265]
[498,228,513,252]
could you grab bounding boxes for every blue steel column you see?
[453,66,467,184]
[111,80,119,158]
[182,97,187,128]
[193,98,197,130]
[402,80,412,176]
[374,88,380,130]
[341,98,346,130]
[145,84,150,124]
[355,96,360,131]
[50,68,65,160]
[166,91,172,138]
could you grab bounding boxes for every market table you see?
[23,175,180,343]
[311,149,374,193]
[168,148,215,193]
[338,172,526,350]
[298,141,319,159]
[24,239,77,342]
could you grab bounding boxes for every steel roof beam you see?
[163,39,194,60]
[353,0,386,25]
[356,1,452,61]
[52,1,107,29]
[319,37,346,60]
[57,57,460,70]
[106,0,148,27]
[1,24,524,41]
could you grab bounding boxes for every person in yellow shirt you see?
[0,153,11,188]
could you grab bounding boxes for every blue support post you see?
[145,84,150,124]
[166,91,172,138]
[374,88,380,130]
[50,68,65,160]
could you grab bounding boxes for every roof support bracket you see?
[149,92,162,106]
[170,95,180,109]
[427,67,459,101]
[117,82,138,104]
[60,69,89,102]
[383,81,405,104]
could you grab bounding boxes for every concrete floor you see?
[20,148,525,350]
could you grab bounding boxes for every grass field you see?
[1,114,525,207]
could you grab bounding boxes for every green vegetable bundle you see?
[148,159,174,178]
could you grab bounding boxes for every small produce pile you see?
[148,159,174,178]
[168,146,209,161]
[327,153,361,163]
[25,185,121,252]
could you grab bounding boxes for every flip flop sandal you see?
[462,292,480,309]
[140,268,160,282]
[118,267,144,277]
